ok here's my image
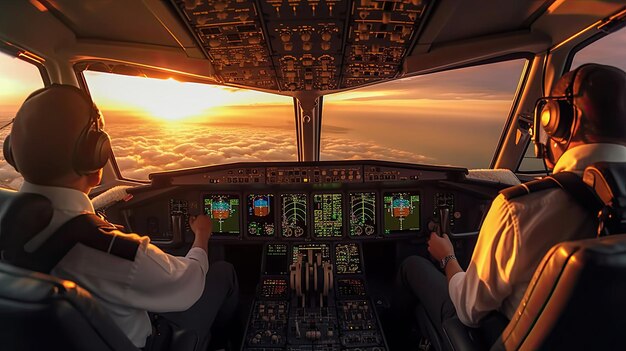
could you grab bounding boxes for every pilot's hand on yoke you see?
[189,215,212,244]
[427,232,454,262]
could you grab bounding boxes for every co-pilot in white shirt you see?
[19,182,209,348]
[449,143,626,327]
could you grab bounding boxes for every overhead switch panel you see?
[172,0,431,92]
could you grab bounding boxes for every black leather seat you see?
[0,188,199,351]
[0,189,139,350]
[0,261,140,351]
[438,234,626,351]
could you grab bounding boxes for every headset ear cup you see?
[540,99,574,143]
[74,130,111,175]
[94,131,112,170]
[3,135,18,172]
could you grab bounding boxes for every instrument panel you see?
[118,161,491,244]
[147,190,427,241]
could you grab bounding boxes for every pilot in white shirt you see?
[397,64,626,337]
[5,84,238,348]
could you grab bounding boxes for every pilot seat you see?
[0,190,196,351]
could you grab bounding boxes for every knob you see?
[248,36,261,45]
[382,11,392,24]
[214,2,227,11]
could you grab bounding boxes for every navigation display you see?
[349,192,376,237]
[291,243,330,264]
[247,194,275,237]
[203,194,240,235]
[383,192,420,234]
[313,193,343,238]
[280,194,307,238]
[264,244,289,275]
[335,243,362,274]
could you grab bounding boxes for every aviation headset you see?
[533,64,586,157]
[3,84,112,175]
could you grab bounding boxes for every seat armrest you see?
[442,317,481,351]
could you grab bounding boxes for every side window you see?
[0,52,45,189]
[571,27,626,71]
[517,143,547,174]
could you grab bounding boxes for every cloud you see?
[0,112,460,188]
[103,119,435,180]
[0,126,24,190]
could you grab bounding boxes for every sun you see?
[84,71,295,122]
[85,74,229,121]
[136,78,218,121]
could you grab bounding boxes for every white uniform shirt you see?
[19,182,209,347]
[449,143,626,327]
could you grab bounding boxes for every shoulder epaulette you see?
[12,214,140,274]
[500,178,560,200]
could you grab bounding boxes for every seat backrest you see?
[0,261,139,351]
[0,188,139,350]
[495,234,626,351]
[0,188,53,265]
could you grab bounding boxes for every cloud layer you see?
[107,119,432,180]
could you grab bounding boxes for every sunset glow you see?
[85,72,292,122]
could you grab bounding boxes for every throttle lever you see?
[438,207,450,237]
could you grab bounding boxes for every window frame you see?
[75,65,300,182]
[320,54,533,169]
[0,42,50,87]
[564,22,626,73]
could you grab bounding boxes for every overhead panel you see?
[172,0,431,92]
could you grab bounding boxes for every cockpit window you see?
[321,59,527,168]
[83,71,296,180]
[571,27,626,71]
[0,52,45,190]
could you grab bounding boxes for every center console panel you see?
[244,242,387,351]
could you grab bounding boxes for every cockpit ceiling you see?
[172,0,431,92]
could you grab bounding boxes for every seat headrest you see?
[500,234,626,351]
[583,162,626,206]
[0,189,53,261]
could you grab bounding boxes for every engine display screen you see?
[349,192,377,237]
[291,243,330,264]
[203,194,240,235]
[264,244,289,275]
[313,193,343,238]
[246,194,275,237]
[281,193,307,238]
[335,243,362,274]
[383,192,420,234]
